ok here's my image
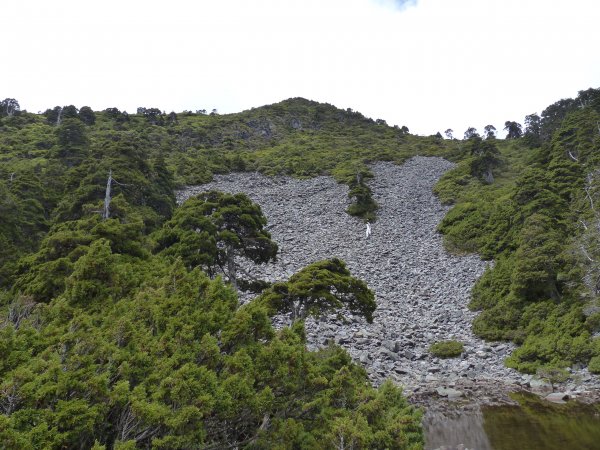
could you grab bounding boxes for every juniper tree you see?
[468,136,500,183]
[155,191,278,289]
[504,120,523,139]
[258,258,376,324]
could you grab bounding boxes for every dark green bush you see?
[429,340,464,358]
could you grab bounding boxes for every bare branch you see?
[581,246,595,263]
[56,107,63,126]
[4,295,36,330]
[584,171,600,220]
[0,384,21,415]
[567,150,579,162]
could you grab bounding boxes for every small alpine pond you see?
[424,393,600,450]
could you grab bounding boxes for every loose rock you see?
[436,387,464,399]
[545,392,570,404]
[178,156,600,403]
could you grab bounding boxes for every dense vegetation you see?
[1,88,599,447]
[0,99,433,449]
[435,88,600,374]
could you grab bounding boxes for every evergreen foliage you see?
[2,88,600,446]
[0,97,431,448]
[258,258,376,323]
[435,87,600,374]
[1,251,425,448]
[155,191,278,289]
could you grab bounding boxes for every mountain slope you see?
[1,89,600,448]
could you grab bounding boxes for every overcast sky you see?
[3,0,599,136]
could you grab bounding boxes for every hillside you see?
[0,98,443,449]
[178,158,519,392]
[0,97,458,286]
[435,89,600,377]
[1,89,600,448]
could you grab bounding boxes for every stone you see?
[355,329,369,338]
[581,373,592,382]
[335,334,351,344]
[545,392,569,404]
[394,366,411,374]
[379,348,401,362]
[436,387,464,399]
[400,349,415,360]
[530,378,553,394]
[382,340,398,352]
[359,352,370,364]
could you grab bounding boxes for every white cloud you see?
[2,0,599,135]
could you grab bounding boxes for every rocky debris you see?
[431,446,474,450]
[410,379,522,411]
[177,156,600,403]
[529,377,554,395]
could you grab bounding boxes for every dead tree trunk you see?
[103,170,112,220]
[226,245,238,290]
[56,107,63,126]
[580,170,600,296]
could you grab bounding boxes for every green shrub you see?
[429,340,464,358]
[585,312,600,333]
[437,202,486,254]
[589,356,600,374]
[536,366,570,384]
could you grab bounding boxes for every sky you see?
[3,0,599,136]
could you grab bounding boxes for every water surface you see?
[424,393,600,450]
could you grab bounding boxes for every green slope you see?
[1,89,600,448]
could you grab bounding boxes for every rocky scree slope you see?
[178,157,598,400]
